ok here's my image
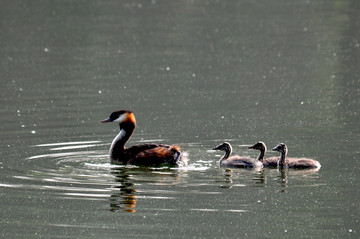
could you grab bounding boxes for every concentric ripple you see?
[6,141,217,213]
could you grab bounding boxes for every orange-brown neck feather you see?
[124,112,136,126]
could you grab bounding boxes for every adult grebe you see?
[101,110,186,166]
[248,141,279,167]
[272,143,321,169]
[213,142,263,168]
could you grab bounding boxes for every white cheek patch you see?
[113,113,128,123]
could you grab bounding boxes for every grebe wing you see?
[127,145,181,166]
[125,144,170,155]
[286,158,320,168]
[224,156,261,168]
[263,157,279,167]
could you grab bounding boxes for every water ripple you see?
[5,140,325,214]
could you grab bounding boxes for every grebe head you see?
[272,143,287,154]
[101,110,136,125]
[213,142,232,152]
[248,141,266,151]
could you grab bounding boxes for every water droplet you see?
[31,130,36,134]
[166,67,170,71]
[44,48,49,52]
[98,90,102,94]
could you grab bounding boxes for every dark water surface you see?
[1,0,360,238]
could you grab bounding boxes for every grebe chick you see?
[101,110,187,167]
[213,142,263,168]
[272,143,321,169]
[248,141,279,168]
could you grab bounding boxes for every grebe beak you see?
[213,145,223,150]
[272,146,278,151]
[248,145,255,149]
[100,118,112,123]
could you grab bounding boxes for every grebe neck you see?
[109,125,134,158]
[220,145,232,163]
[256,148,266,162]
[277,151,287,168]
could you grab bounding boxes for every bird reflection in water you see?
[218,168,266,189]
[254,169,266,186]
[109,168,137,213]
[277,168,288,193]
[276,167,321,193]
[219,169,233,188]
[108,167,183,213]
